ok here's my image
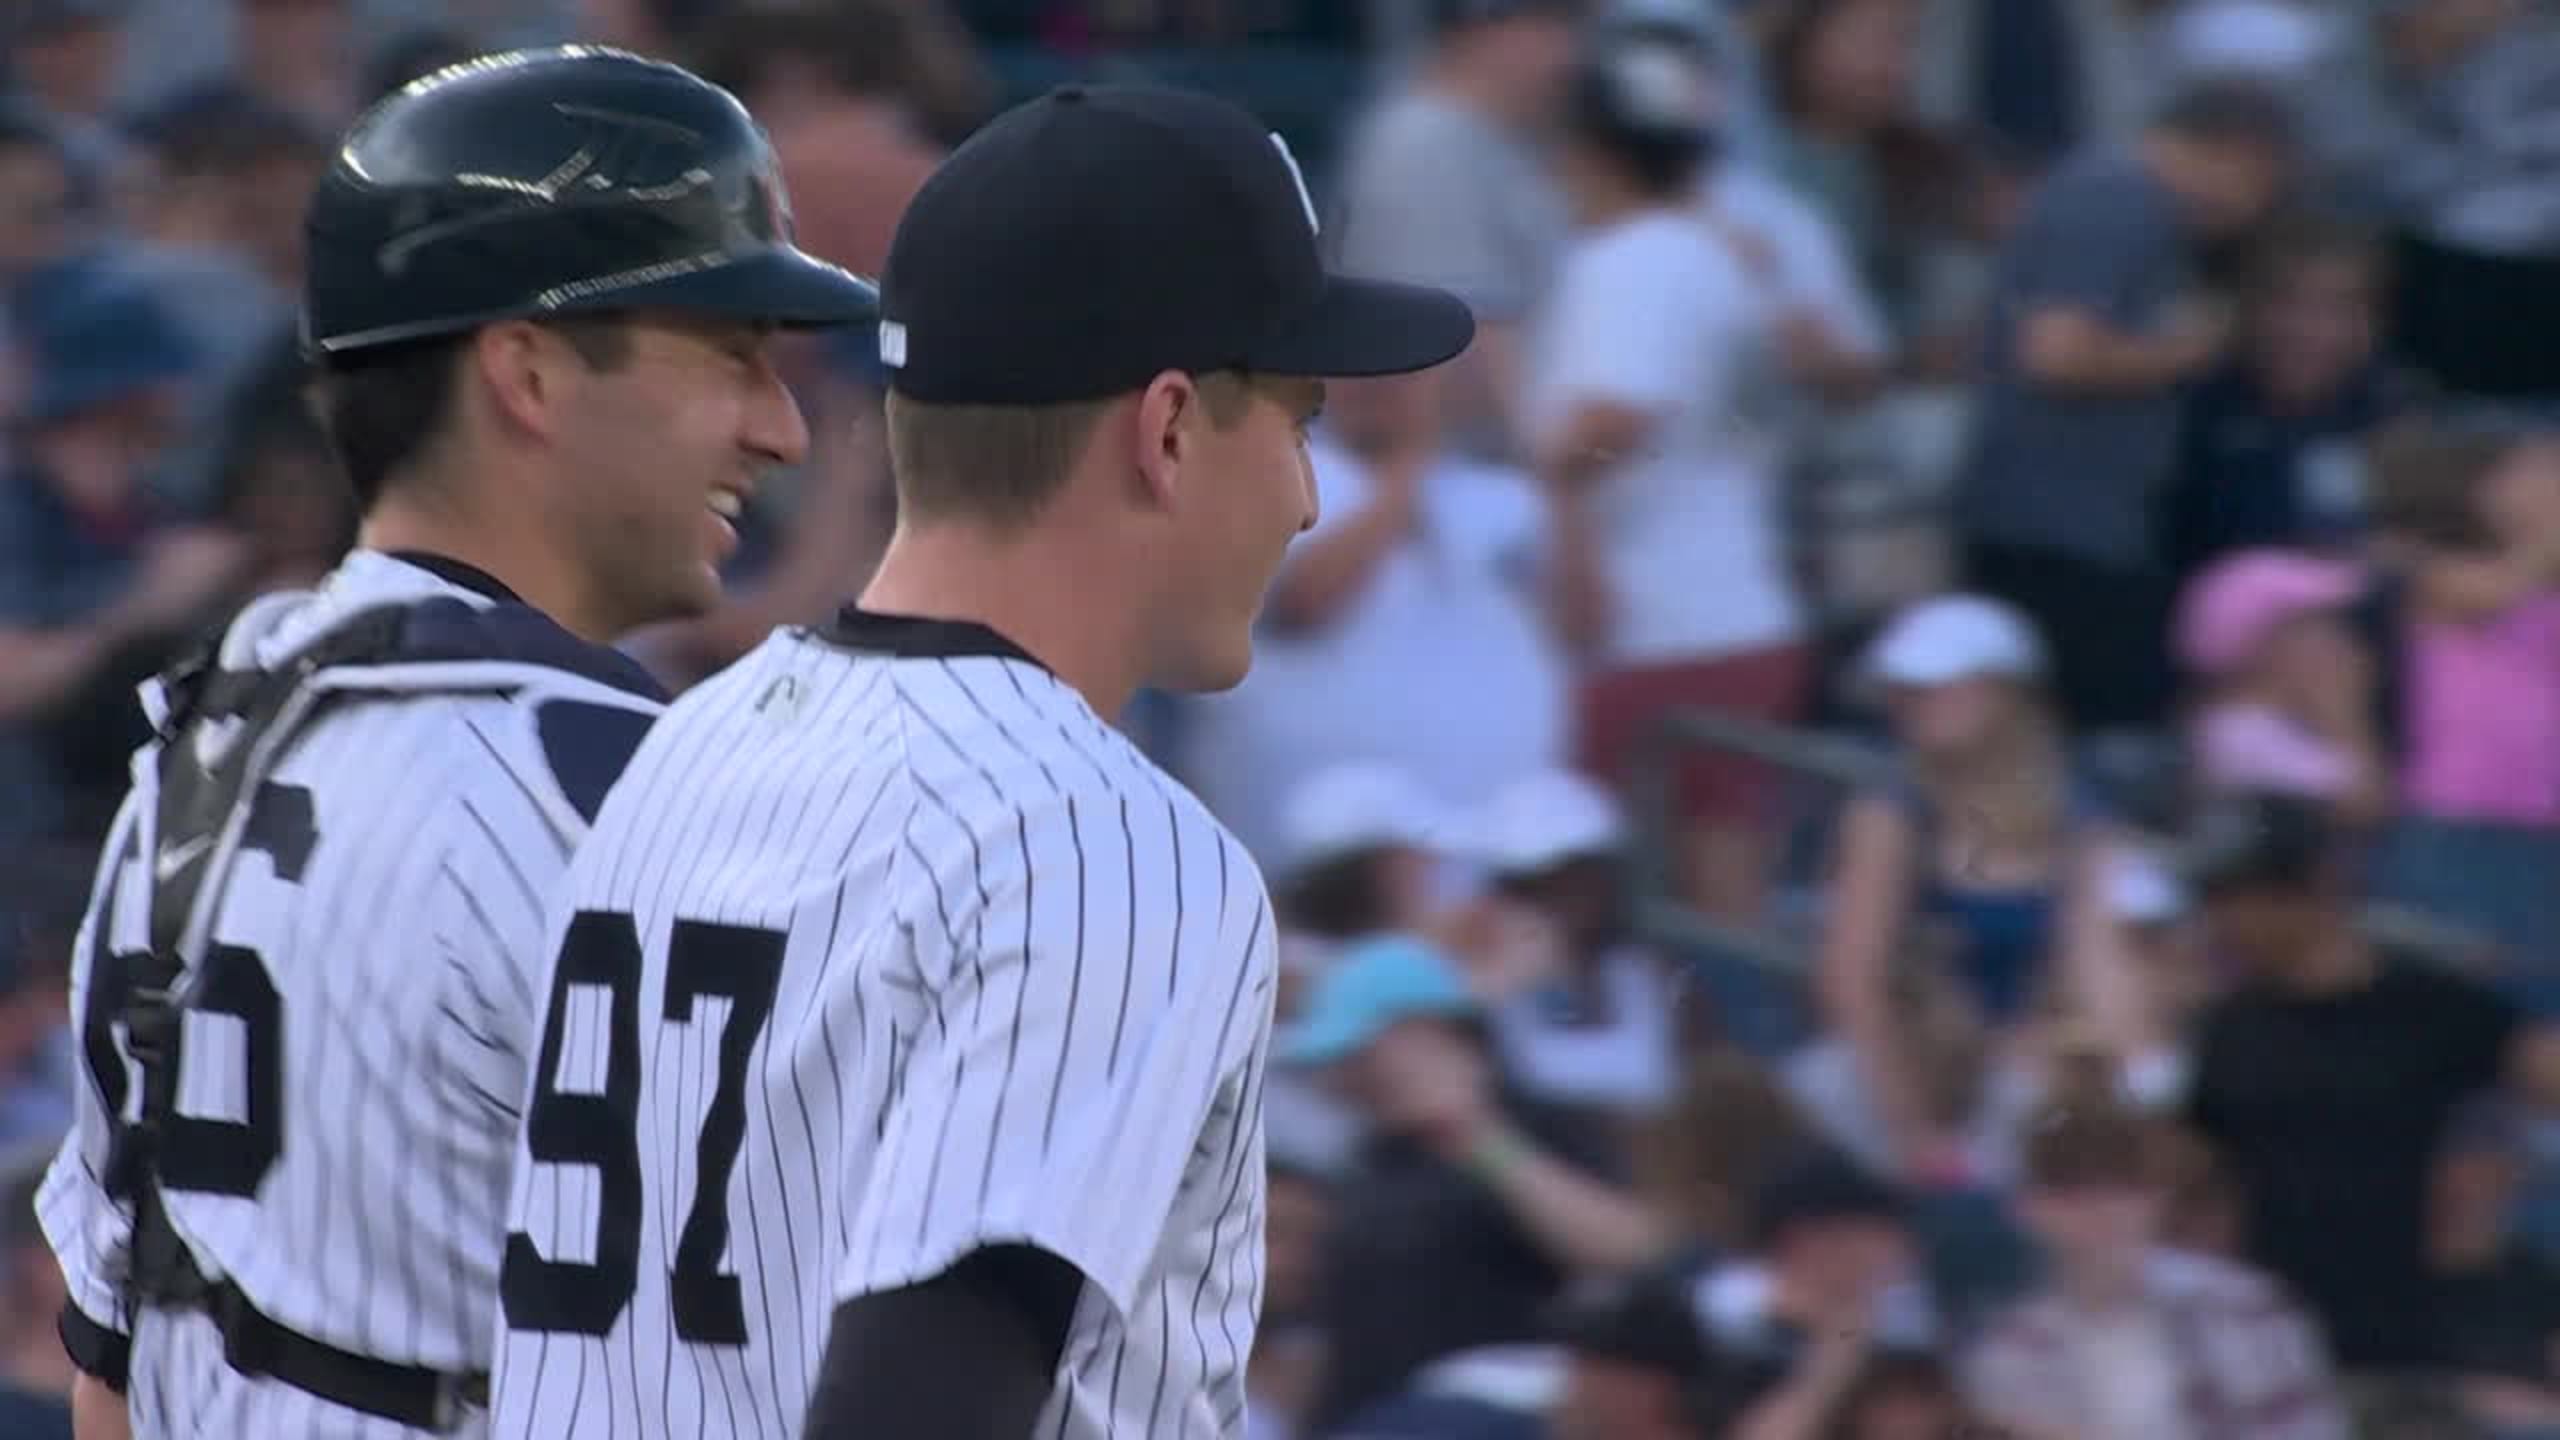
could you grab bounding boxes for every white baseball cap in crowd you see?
[1859,593,2049,693]
[1277,761,1451,877]
[1468,768,1627,877]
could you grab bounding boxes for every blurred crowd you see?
[4,0,2560,1438]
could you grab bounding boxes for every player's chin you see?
[1157,628,1255,695]
[646,560,726,626]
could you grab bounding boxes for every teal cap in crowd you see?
[1279,935,1478,1068]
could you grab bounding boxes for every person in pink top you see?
[2362,419,2560,987]
[2173,547,2390,821]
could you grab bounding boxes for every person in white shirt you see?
[1331,0,1584,464]
[1181,364,1569,869]
[1604,9,1895,407]
[1528,27,1810,922]
[1466,768,1685,1117]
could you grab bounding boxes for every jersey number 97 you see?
[499,910,785,1345]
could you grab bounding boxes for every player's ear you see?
[1128,369,1198,514]
[469,320,573,444]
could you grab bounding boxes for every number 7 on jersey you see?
[498,909,785,1344]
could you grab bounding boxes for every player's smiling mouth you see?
[707,488,746,520]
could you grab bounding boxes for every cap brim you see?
[569,245,880,330]
[1279,989,1480,1068]
[1278,1014,1375,1069]
[1245,275,1476,379]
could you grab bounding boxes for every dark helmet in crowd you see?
[300,45,877,359]
[1564,23,1725,179]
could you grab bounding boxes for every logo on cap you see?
[878,320,908,368]
[1270,133,1320,238]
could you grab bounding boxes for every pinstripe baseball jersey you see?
[489,608,1280,1440]
[38,549,665,1440]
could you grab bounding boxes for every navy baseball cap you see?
[877,84,1476,406]
[2177,790,2338,895]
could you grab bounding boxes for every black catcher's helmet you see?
[301,45,878,359]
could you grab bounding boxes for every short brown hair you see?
[2366,417,2515,551]
[2022,1096,2156,1190]
[309,316,633,512]
[1634,1050,1817,1245]
[884,369,1262,531]
[2247,212,2385,298]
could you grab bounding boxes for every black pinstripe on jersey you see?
[37,553,666,1440]
[491,612,1277,1440]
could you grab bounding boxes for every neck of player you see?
[355,497,627,644]
[859,523,1145,722]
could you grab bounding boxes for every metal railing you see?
[1624,704,1894,978]
[1622,704,2506,997]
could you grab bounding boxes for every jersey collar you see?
[819,605,1046,670]
[383,549,525,606]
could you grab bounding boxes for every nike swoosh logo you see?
[156,835,213,883]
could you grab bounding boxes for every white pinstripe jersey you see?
[37,550,665,1440]
[489,610,1279,1440]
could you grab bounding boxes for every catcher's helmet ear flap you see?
[300,45,877,360]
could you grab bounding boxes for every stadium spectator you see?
[2424,1094,2560,1434]
[1689,1147,1938,1389]
[1956,78,2292,740]
[1543,1268,1727,1440]
[0,116,76,294]
[692,5,948,276]
[1258,763,1470,1198]
[112,87,328,505]
[1180,365,1567,864]
[1268,761,1462,954]
[230,0,363,133]
[1286,935,1664,1432]
[2152,0,2349,89]
[0,255,237,846]
[1327,0,1581,461]
[2173,547,2391,819]
[206,345,355,602]
[1747,1346,1996,1440]
[2358,418,2560,974]
[1614,11,1890,407]
[1246,1157,1336,1440]
[361,26,482,103]
[2314,0,2560,258]
[0,885,73,1157]
[1638,1050,1822,1256]
[2181,790,2559,1374]
[2109,848,2214,1047]
[1758,0,1933,328]
[0,1167,69,1440]
[1904,0,2153,170]
[1533,25,1809,923]
[5,0,131,197]
[1962,1093,2351,1440]
[1811,595,2150,1181]
[1465,769,1689,1124]
[1786,943,2045,1194]
[1596,0,1783,169]
[2164,217,2406,580]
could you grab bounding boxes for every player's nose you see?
[745,364,812,468]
